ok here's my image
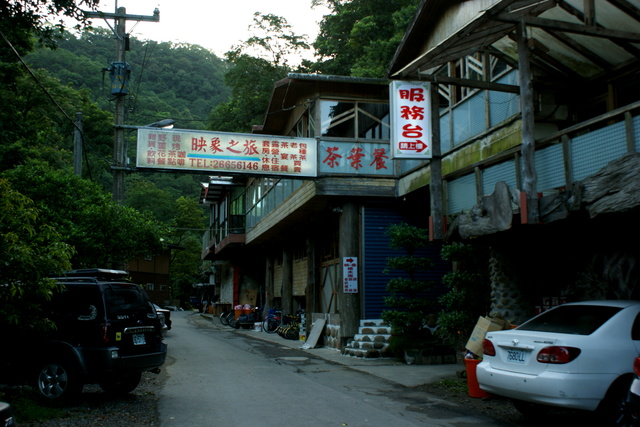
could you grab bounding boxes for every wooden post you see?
[73,112,83,176]
[430,84,444,240]
[84,7,159,202]
[304,236,316,331]
[516,21,539,224]
[112,7,127,203]
[264,255,274,317]
[281,245,293,316]
[338,202,360,342]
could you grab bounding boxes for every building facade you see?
[388,0,640,322]
[202,0,640,347]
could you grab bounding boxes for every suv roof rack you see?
[62,269,129,280]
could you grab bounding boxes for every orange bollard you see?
[464,358,490,398]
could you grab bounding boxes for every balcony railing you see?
[202,215,246,258]
[447,100,640,214]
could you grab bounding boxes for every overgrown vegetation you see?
[437,243,491,354]
[0,387,68,423]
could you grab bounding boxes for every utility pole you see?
[84,7,160,202]
[73,112,83,176]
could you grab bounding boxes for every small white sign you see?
[343,257,358,294]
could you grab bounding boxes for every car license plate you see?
[506,349,527,364]
[132,333,146,345]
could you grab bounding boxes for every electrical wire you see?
[0,28,95,181]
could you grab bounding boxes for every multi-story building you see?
[200,75,450,349]
[201,0,640,348]
[387,0,640,321]
[128,250,172,306]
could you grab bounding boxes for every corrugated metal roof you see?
[389,0,640,81]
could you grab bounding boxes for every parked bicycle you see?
[218,309,236,328]
[262,308,282,333]
[276,311,303,340]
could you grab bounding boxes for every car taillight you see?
[537,346,581,364]
[102,324,110,344]
[633,357,640,376]
[482,339,496,356]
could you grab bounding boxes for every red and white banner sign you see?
[390,81,432,159]
[137,128,317,177]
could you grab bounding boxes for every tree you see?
[208,54,286,133]
[208,13,309,133]
[0,178,74,331]
[2,161,168,268]
[124,177,177,224]
[0,0,98,52]
[0,65,113,187]
[310,0,419,77]
[168,197,208,304]
[381,223,437,357]
[437,243,491,354]
[231,12,310,69]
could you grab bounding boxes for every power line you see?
[0,28,94,181]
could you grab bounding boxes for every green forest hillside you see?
[25,28,230,130]
[0,0,421,309]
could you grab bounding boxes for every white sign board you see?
[137,128,317,177]
[343,257,358,294]
[389,81,432,159]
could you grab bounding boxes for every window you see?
[518,305,622,335]
[359,103,390,139]
[104,284,153,316]
[322,101,355,138]
[437,53,514,109]
[320,100,389,140]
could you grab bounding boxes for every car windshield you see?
[517,305,622,335]
[105,284,152,315]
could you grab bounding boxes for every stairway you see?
[342,319,394,359]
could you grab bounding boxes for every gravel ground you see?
[424,378,525,425]
[3,352,592,426]
[424,377,594,426]
[5,369,527,426]
[3,370,164,427]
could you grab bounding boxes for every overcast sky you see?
[88,1,329,60]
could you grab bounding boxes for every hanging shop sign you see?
[343,257,358,294]
[137,128,317,177]
[389,81,432,159]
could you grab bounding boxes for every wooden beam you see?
[546,30,612,71]
[608,0,640,22]
[516,21,539,224]
[495,13,640,42]
[416,73,520,94]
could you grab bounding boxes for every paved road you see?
[158,311,511,427]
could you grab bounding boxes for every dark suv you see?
[1,269,167,403]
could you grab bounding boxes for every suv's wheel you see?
[99,371,142,394]
[35,361,82,403]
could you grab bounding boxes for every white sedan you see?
[477,300,640,423]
